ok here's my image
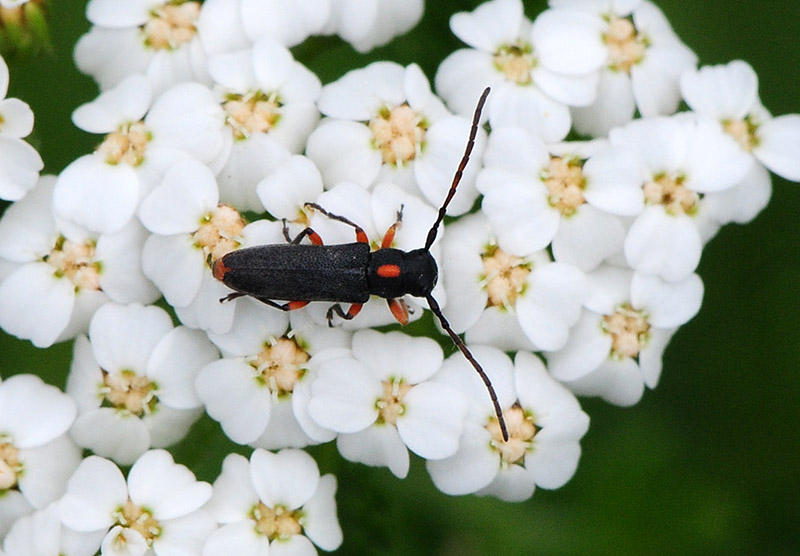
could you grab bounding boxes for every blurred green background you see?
[2,1,798,554]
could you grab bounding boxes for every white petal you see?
[318,61,405,119]
[141,233,205,307]
[0,374,76,447]
[532,9,606,75]
[397,381,467,460]
[71,74,152,133]
[546,310,611,382]
[336,426,410,478]
[101,526,148,556]
[552,205,626,271]
[17,435,82,507]
[352,329,443,384]
[582,146,645,215]
[571,69,636,137]
[0,176,55,261]
[59,455,127,531]
[684,119,753,193]
[217,134,292,212]
[481,126,550,177]
[307,358,380,433]
[257,155,323,219]
[449,0,523,52]
[207,295,289,356]
[148,327,218,409]
[639,328,674,388]
[206,48,255,92]
[0,136,42,200]
[482,180,558,256]
[703,161,772,225]
[426,422,498,495]
[0,98,35,138]
[566,357,645,406]
[250,448,319,509]
[53,154,139,234]
[754,114,800,182]
[478,463,535,501]
[489,83,572,143]
[609,116,686,177]
[680,60,758,120]
[251,39,294,90]
[202,521,267,556]
[154,510,216,555]
[0,263,74,348]
[624,207,701,281]
[89,303,173,373]
[305,119,381,187]
[128,450,211,519]
[525,436,582,489]
[205,453,258,523]
[631,43,697,117]
[195,358,272,444]
[86,0,150,26]
[302,474,343,551]
[632,271,703,328]
[70,409,150,465]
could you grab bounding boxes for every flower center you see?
[252,501,304,541]
[603,304,651,359]
[223,91,282,141]
[46,236,101,292]
[375,378,413,426]
[143,1,200,50]
[544,156,586,216]
[101,370,158,417]
[368,104,427,166]
[643,173,699,215]
[193,205,246,263]
[493,42,535,84]
[114,500,161,543]
[604,16,648,73]
[487,405,537,466]
[97,121,150,166]
[481,244,531,310]
[0,441,21,490]
[250,337,310,399]
[723,116,760,152]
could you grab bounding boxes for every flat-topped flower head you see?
[67,303,219,464]
[427,347,589,501]
[75,0,210,94]
[307,61,486,215]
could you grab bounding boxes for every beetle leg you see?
[249,298,310,311]
[326,303,363,327]
[305,202,368,244]
[381,204,404,248]
[387,298,410,325]
[283,219,325,246]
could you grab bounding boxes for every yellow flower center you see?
[114,500,161,544]
[101,370,158,417]
[603,304,651,359]
[368,104,427,166]
[0,441,21,490]
[250,337,310,399]
[97,121,151,166]
[643,173,699,215]
[604,16,648,73]
[543,156,586,216]
[193,205,246,263]
[46,236,101,292]
[375,378,413,426]
[252,501,304,541]
[223,91,282,141]
[723,116,760,152]
[493,42,535,84]
[481,244,531,310]
[487,405,537,466]
[143,1,200,50]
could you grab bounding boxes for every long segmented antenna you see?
[422,87,509,442]
[427,295,509,442]
[424,86,490,251]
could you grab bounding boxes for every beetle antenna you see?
[426,294,509,442]
[424,86,490,251]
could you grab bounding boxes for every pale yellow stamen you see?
[97,121,150,166]
[604,16,647,73]
[143,2,200,50]
[493,42,535,84]
[101,370,157,417]
[603,304,651,359]
[481,245,531,309]
[224,91,282,140]
[543,156,586,216]
[375,378,413,426]
[47,236,101,292]
[193,205,246,263]
[253,501,304,541]
[0,442,20,489]
[487,405,537,466]
[643,173,699,215]
[723,116,759,152]
[250,337,310,398]
[368,104,426,166]
[115,500,162,543]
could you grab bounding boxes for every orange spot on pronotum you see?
[377,264,401,278]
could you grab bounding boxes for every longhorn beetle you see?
[213,87,509,441]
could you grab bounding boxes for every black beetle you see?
[213,87,509,441]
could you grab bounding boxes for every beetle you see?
[213,87,509,441]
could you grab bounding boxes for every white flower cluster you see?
[1,0,799,553]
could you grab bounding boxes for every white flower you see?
[307,61,486,215]
[552,0,699,136]
[197,309,348,449]
[427,347,589,501]
[66,303,219,465]
[547,265,703,405]
[75,0,210,94]
[609,115,753,281]
[0,374,81,539]
[58,450,215,556]
[0,177,158,348]
[53,75,226,234]
[324,0,424,53]
[0,54,35,140]
[257,154,325,221]
[3,503,104,556]
[302,181,444,328]
[478,127,641,271]
[680,60,800,224]
[203,449,343,555]
[435,0,602,142]
[307,329,468,478]
[441,212,586,352]
[207,37,321,211]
